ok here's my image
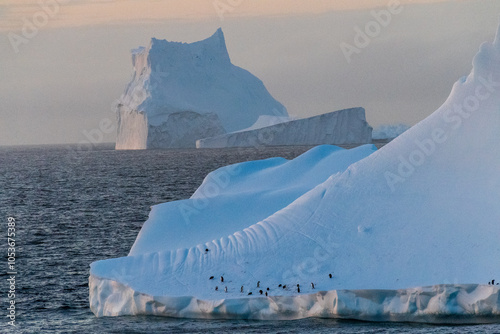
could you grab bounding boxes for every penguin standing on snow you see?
[329,273,332,279]
[248,292,253,295]
[259,290,263,295]
[215,286,218,291]
[224,286,227,293]
[209,276,214,280]
[265,291,268,296]
[241,286,244,293]
[257,281,260,288]
[311,283,315,289]
[220,276,224,283]
[297,284,300,293]
[493,279,496,285]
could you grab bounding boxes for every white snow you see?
[196,108,373,148]
[90,23,500,323]
[115,28,288,149]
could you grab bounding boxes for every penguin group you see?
[488,279,499,285]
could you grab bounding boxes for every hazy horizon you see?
[1,0,500,146]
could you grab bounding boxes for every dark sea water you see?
[1,143,499,334]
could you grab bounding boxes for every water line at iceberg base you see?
[89,275,500,323]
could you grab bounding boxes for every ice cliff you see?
[196,108,373,148]
[115,29,288,149]
[91,23,500,323]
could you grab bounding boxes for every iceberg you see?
[115,29,288,149]
[90,23,500,323]
[196,108,373,148]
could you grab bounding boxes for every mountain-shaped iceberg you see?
[115,28,288,149]
[91,23,500,323]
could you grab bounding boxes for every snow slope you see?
[115,29,288,149]
[129,144,377,255]
[90,23,500,323]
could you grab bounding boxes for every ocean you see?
[1,143,499,333]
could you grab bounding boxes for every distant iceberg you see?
[91,23,500,323]
[196,108,373,148]
[372,123,410,140]
[115,29,288,149]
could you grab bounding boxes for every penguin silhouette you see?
[241,286,244,293]
[205,248,209,252]
[257,281,260,288]
[215,286,218,291]
[259,290,263,295]
[329,274,332,279]
[209,276,214,280]
[267,287,270,291]
[297,284,300,293]
[248,292,253,295]
[283,285,287,289]
[265,291,268,296]
[311,283,315,289]
[493,279,496,285]
[278,284,282,287]
[220,276,224,283]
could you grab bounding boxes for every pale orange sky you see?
[1,0,455,31]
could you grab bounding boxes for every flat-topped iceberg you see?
[90,23,500,323]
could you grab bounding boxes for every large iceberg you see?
[90,24,500,323]
[115,29,288,149]
[196,108,373,148]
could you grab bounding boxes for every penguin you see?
[248,292,253,295]
[329,274,332,279]
[283,285,287,289]
[311,283,315,289]
[220,276,224,283]
[224,286,227,293]
[267,287,270,291]
[257,281,260,288]
[209,276,214,280]
[259,290,263,295]
[489,281,492,285]
[493,279,496,285]
[278,284,282,287]
[205,248,209,253]
[241,286,244,293]
[297,284,300,293]
[215,286,218,291]
[265,291,268,296]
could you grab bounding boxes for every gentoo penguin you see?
[220,276,224,283]
[311,283,315,289]
[297,284,300,293]
[329,274,332,279]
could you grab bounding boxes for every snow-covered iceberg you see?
[115,29,288,149]
[90,23,500,323]
[196,108,373,148]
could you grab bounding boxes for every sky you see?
[1,0,500,146]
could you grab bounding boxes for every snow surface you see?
[129,144,377,255]
[196,108,373,148]
[90,23,500,323]
[115,29,288,149]
[372,123,410,140]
